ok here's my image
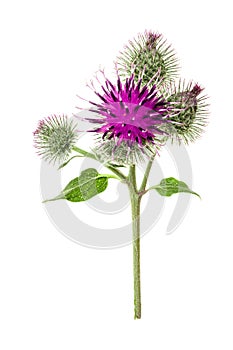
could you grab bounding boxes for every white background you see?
[1,0,233,349]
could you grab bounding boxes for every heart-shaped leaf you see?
[44,168,108,202]
[151,177,200,198]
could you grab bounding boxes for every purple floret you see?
[85,73,170,150]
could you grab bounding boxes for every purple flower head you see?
[80,72,171,163]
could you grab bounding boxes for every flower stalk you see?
[128,156,156,319]
[128,165,142,319]
[131,192,142,319]
[73,146,127,181]
[140,153,156,192]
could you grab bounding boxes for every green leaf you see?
[58,155,83,170]
[44,168,108,203]
[152,177,200,198]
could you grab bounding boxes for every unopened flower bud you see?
[33,115,78,163]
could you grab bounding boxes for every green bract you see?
[166,81,209,144]
[92,139,158,166]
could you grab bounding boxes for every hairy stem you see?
[128,156,156,318]
[73,146,127,181]
[128,165,141,319]
[139,154,156,193]
[72,146,97,160]
[106,165,127,181]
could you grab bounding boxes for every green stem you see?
[73,146,156,319]
[72,146,97,160]
[105,165,127,181]
[139,154,156,193]
[128,156,156,319]
[128,165,141,319]
[72,146,126,181]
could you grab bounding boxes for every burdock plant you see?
[33,30,208,319]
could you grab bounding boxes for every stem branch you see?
[139,154,156,193]
[106,165,127,181]
[72,146,97,160]
[72,146,127,181]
